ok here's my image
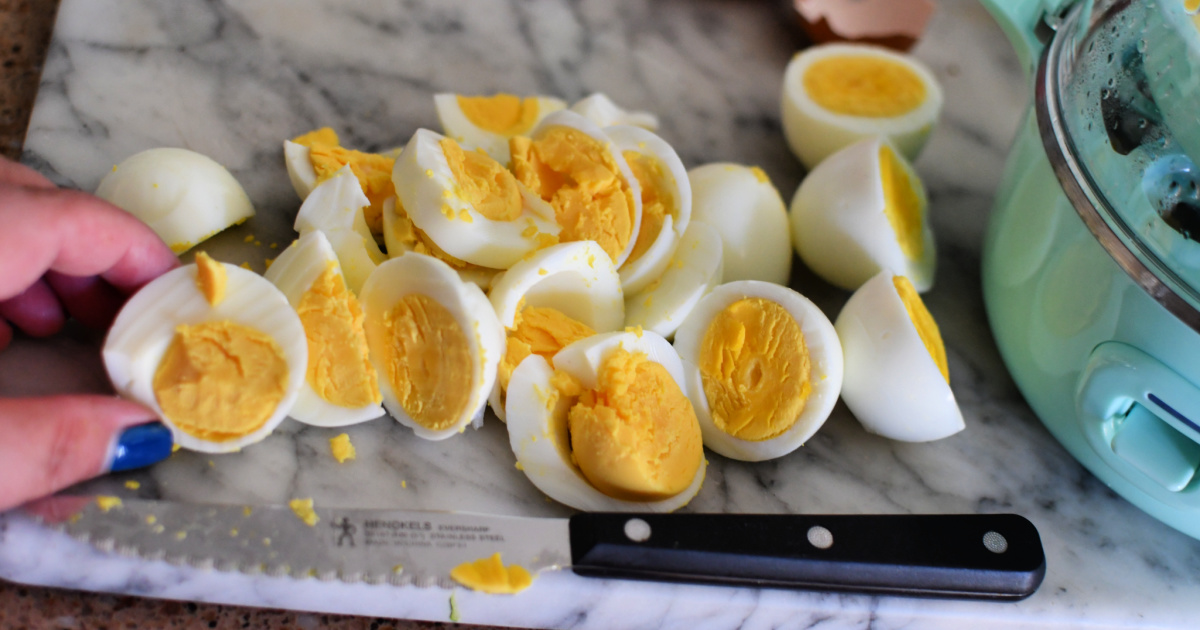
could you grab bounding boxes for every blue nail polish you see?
[109,422,174,472]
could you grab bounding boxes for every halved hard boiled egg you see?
[392,128,561,270]
[285,127,396,236]
[95,147,254,254]
[104,254,307,453]
[264,231,384,427]
[293,165,386,292]
[781,43,942,169]
[360,253,504,440]
[624,221,724,339]
[434,93,567,165]
[835,270,962,442]
[380,196,500,290]
[687,163,792,285]
[570,93,660,131]
[790,137,935,292]
[506,330,706,511]
[673,281,843,461]
[510,110,643,268]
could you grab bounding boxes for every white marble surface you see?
[2,0,1199,627]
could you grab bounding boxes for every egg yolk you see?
[698,298,811,442]
[803,54,925,118]
[378,293,473,431]
[329,433,356,463]
[288,498,319,526]
[879,145,924,261]
[153,321,289,442]
[450,552,534,594]
[510,126,636,264]
[440,138,523,222]
[622,150,673,267]
[893,275,949,382]
[292,127,395,235]
[456,94,543,137]
[499,306,596,394]
[194,252,226,307]
[296,262,381,408]
[568,348,703,501]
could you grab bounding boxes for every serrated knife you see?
[30,496,1046,599]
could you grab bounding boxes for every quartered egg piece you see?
[506,331,706,511]
[103,255,307,453]
[487,241,624,421]
[286,127,397,236]
[607,125,692,296]
[96,147,254,255]
[434,93,567,165]
[360,253,504,440]
[624,221,724,340]
[781,42,942,169]
[673,281,843,461]
[569,93,660,131]
[687,163,792,285]
[380,196,501,290]
[264,231,384,427]
[510,110,644,268]
[790,136,935,292]
[392,128,561,270]
[835,270,962,442]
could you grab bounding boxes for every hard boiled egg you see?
[781,42,942,169]
[293,164,387,293]
[104,254,307,453]
[285,127,397,236]
[506,330,706,511]
[835,270,962,442]
[264,231,384,427]
[434,93,567,165]
[360,253,504,440]
[96,147,254,254]
[688,163,792,285]
[790,137,935,292]
[624,221,724,339]
[570,93,660,131]
[673,281,843,461]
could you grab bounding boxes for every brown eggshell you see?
[793,0,936,52]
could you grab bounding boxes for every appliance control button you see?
[1112,403,1200,492]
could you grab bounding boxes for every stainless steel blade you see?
[36,496,571,588]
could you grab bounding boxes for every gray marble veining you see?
[3,0,1200,627]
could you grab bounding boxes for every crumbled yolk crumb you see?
[292,127,395,235]
[378,294,472,431]
[296,262,381,408]
[96,496,122,512]
[125,480,140,490]
[329,433,357,463]
[194,252,226,307]
[450,552,534,594]
[289,498,319,526]
[803,54,926,117]
[457,94,543,136]
[879,145,924,261]
[893,275,949,382]
[440,138,522,221]
[622,150,674,267]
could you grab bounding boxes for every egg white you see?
[283,139,318,200]
[688,163,792,285]
[570,93,660,131]
[293,164,386,267]
[624,221,724,340]
[434,93,566,165]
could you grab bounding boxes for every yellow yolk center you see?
[510,126,636,263]
[567,349,703,501]
[450,553,534,594]
[440,137,523,222]
[194,252,226,306]
[893,275,949,383]
[292,127,396,235]
[499,306,596,393]
[697,298,811,441]
[456,94,542,136]
[803,55,926,118]
[879,145,924,261]
[152,321,289,442]
[296,263,381,408]
[379,293,473,431]
[622,150,673,266]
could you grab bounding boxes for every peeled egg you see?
[607,125,692,295]
[392,128,561,270]
[624,221,724,339]
[835,270,962,442]
[781,43,942,169]
[506,330,706,511]
[95,147,254,254]
[380,196,501,290]
[687,163,792,285]
[434,93,567,165]
[673,281,843,461]
[285,127,396,236]
[264,231,384,427]
[570,93,660,131]
[293,164,386,292]
[790,137,935,292]
[360,253,504,440]
[104,256,307,453]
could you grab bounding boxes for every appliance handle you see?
[977,0,1076,77]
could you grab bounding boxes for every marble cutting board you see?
[3,0,1200,628]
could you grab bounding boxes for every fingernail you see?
[108,422,174,472]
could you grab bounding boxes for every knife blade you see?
[31,496,1046,599]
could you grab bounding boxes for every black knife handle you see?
[568,513,1046,600]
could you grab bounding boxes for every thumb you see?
[0,395,174,511]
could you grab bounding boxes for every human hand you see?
[0,156,180,511]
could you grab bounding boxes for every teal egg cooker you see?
[981,0,1200,539]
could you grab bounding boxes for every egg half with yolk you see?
[624,221,724,340]
[104,253,307,453]
[285,127,397,236]
[673,281,843,461]
[434,93,567,165]
[687,163,792,286]
[380,195,500,290]
[835,270,962,442]
[506,330,706,511]
[790,136,935,292]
